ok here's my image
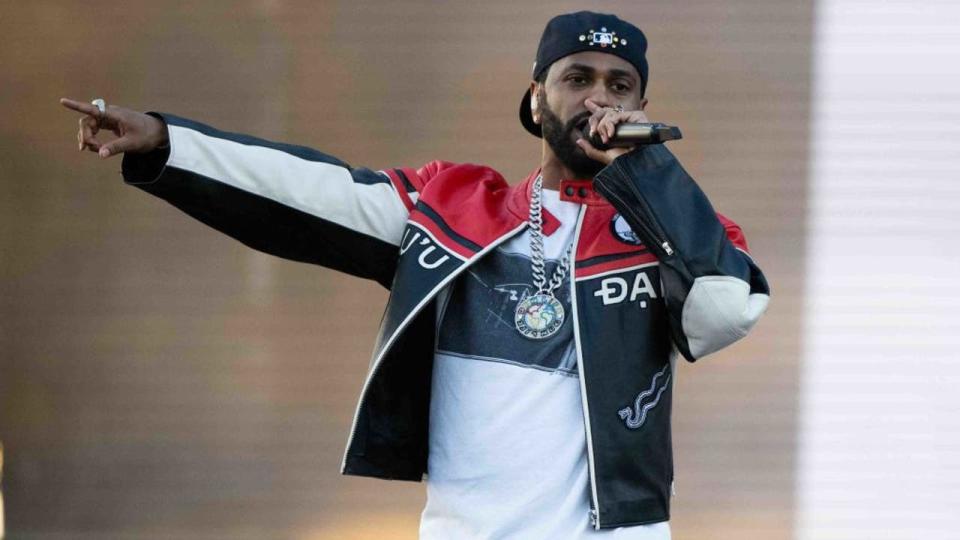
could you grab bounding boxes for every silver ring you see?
[90,99,107,128]
[612,104,624,113]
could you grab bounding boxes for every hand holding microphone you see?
[586,122,682,149]
[575,98,682,165]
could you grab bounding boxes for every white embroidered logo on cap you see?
[578,27,627,49]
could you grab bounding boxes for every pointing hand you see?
[59,98,169,159]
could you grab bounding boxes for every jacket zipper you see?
[341,222,529,473]
[569,207,602,530]
[595,160,675,259]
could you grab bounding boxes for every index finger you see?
[59,98,100,117]
[624,110,649,123]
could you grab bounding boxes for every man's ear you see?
[639,97,649,111]
[529,81,540,124]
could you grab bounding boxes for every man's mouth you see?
[574,117,591,139]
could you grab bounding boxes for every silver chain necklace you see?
[514,174,574,340]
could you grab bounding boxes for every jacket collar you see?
[506,168,609,237]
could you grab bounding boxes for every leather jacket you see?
[121,113,770,529]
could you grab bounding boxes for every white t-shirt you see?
[419,188,670,539]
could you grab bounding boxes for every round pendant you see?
[514,292,566,340]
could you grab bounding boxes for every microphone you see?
[586,123,683,150]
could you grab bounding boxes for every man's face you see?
[533,51,646,178]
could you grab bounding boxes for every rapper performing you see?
[60,11,769,539]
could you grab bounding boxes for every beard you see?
[539,96,605,179]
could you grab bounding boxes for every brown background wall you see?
[0,1,810,538]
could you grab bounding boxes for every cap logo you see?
[579,27,627,49]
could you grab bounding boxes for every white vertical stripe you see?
[568,207,602,529]
[168,125,410,245]
[798,2,960,539]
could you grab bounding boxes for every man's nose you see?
[586,83,615,108]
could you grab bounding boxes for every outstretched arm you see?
[60,98,417,288]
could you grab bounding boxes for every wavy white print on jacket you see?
[618,363,672,429]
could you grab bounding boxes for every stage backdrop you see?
[0,1,809,538]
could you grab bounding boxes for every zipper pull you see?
[661,241,674,256]
[589,508,599,529]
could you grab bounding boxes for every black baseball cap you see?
[519,11,649,137]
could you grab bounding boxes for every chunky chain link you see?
[529,174,573,295]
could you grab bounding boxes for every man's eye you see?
[569,76,588,85]
[612,83,632,93]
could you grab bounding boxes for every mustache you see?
[565,111,593,134]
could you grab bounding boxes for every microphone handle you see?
[587,123,683,150]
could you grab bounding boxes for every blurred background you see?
[0,1,956,539]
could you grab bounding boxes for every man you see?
[60,11,769,539]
